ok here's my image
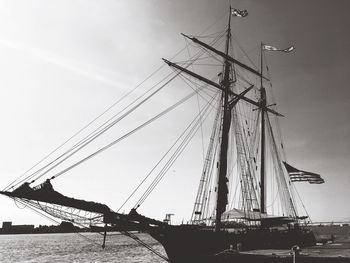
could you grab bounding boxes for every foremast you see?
[214,7,232,232]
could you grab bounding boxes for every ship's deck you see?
[214,226,350,262]
[241,240,350,258]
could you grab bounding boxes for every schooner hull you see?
[149,225,316,263]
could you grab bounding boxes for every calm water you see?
[0,232,166,262]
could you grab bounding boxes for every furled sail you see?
[0,180,112,214]
[283,162,324,184]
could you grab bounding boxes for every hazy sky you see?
[0,0,349,226]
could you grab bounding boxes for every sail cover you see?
[0,180,112,214]
[283,162,324,184]
[1,181,167,228]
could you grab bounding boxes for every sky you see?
[0,0,349,226]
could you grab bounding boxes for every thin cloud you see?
[0,39,125,88]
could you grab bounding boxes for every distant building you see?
[11,224,34,233]
[0,221,34,234]
[0,221,81,235]
[2,222,12,230]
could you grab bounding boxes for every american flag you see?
[283,162,324,184]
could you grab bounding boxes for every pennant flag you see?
[283,46,295,52]
[283,162,324,184]
[232,9,248,17]
[263,45,279,51]
[263,44,295,53]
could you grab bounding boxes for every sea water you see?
[0,232,166,263]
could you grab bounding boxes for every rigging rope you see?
[183,33,206,165]
[266,114,297,218]
[118,31,229,211]
[15,30,225,189]
[50,83,206,181]
[29,74,178,184]
[291,183,312,222]
[6,71,178,190]
[4,9,228,192]
[19,36,219,185]
[15,198,103,246]
[117,85,217,212]
[191,98,221,222]
[12,197,169,261]
[264,50,287,161]
[135,90,220,208]
[121,231,169,262]
[4,50,184,192]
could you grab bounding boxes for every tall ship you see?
[1,7,330,263]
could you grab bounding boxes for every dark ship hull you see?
[149,224,316,263]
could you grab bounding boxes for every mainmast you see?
[214,7,232,232]
[260,43,267,214]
